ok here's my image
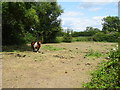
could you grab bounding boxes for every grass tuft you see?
[41,45,65,51]
[85,49,102,58]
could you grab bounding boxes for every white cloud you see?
[61,16,105,31]
[78,2,109,12]
[80,0,119,2]
[62,11,84,17]
[89,7,101,11]
[58,0,119,2]
[78,2,108,12]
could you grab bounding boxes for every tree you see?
[71,27,100,37]
[63,30,72,43]
[102,16,120,33]
[34,2,63,43]
[2,2,63,45]
[2,2,39,45]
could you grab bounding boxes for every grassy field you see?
[2,42,117,88]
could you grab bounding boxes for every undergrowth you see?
[83,45,120,88]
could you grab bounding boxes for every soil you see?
[2,42,116,88]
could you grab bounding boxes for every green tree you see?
[2,2,63,45]
[63,29,72,43]
[2,2,39,45]
[102,16,120,33]
[34,2,63,43]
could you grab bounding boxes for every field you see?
[2,42,117,88]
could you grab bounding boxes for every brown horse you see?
[31,40,41,52]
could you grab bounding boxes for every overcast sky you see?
[57,1,118,31]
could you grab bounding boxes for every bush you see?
[63,31,72,43]
[49,37,63,43]
[92,32,119,42]
[72,37,92,42]
[92,32,106,42]
[105,32,119,42]
[24,32,36,43]
[83,45,120,88]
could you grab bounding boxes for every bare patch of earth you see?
[2,42,116,88]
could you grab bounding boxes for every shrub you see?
[24,32,36,43]
[92,32,119,42]
[83,45,120,88]
[105,32,119,42]
[72,37,92,42]
[63,31,72,43]
[50,37,63,43]
[92,32,106,42]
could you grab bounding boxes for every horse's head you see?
[38,40,42,44]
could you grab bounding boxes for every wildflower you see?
[105,56,110,60]
[112,48,116,51]
[116,45,118,47]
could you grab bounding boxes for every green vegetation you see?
[71,27,100,37]
[42,45,64,51]
[83,45,120,88]
[2,2,63,45]
[72,37,92,42]
[2,3,120,45]
[93,32,119,42]
[102,16,120,33]
[62,30,72,43]
[85,49,102,58]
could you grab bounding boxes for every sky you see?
[57,1,119,31]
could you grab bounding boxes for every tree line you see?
[64,16,120,42]
[2,2,120,45]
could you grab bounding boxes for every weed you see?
[85,49,102,58]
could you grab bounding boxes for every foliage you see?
[2,2,63,45]
[83,45,120,88]
[35,2,63,43]
[24,32,36,43]
[53,37,63,43]
[71,27,100,37]
[93,32,119,42]
[72,37,92,42]
[63,30,72,43]
[102,16,120,33]
[92,32,107,42]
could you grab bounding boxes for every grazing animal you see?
[31,40,41,52]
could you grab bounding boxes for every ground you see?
[2,42,116,88]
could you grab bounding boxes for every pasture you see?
[2,42,117,88]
